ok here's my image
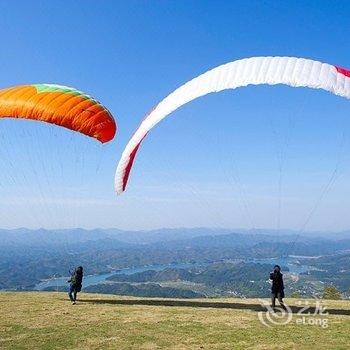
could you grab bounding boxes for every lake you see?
[34,262,205,290]
[34,256,312,290]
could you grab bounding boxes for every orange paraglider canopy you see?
[0,84,116,143]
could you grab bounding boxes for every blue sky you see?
[0,0,350,230]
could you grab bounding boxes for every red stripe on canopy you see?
[122,134,148,191]
[336,66,350,78]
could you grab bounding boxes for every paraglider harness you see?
[68,267,83,292]
[269,265,284,298]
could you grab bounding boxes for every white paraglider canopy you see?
[115,56,350,194]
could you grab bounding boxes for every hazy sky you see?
[0,0,350,230]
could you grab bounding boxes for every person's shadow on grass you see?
[76,298,350,316]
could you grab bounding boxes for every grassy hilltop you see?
[1,292,350,349]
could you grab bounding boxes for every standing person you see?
[68,266,83,305]
[269,265,285,309]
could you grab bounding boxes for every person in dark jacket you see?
[68,266,83,304]
[269,265,285,309]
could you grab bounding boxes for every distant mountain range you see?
[2,227,350,296]
[2,227,350,247]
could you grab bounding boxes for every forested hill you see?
[3,228,350,297]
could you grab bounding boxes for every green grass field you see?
[1,292,350,349]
